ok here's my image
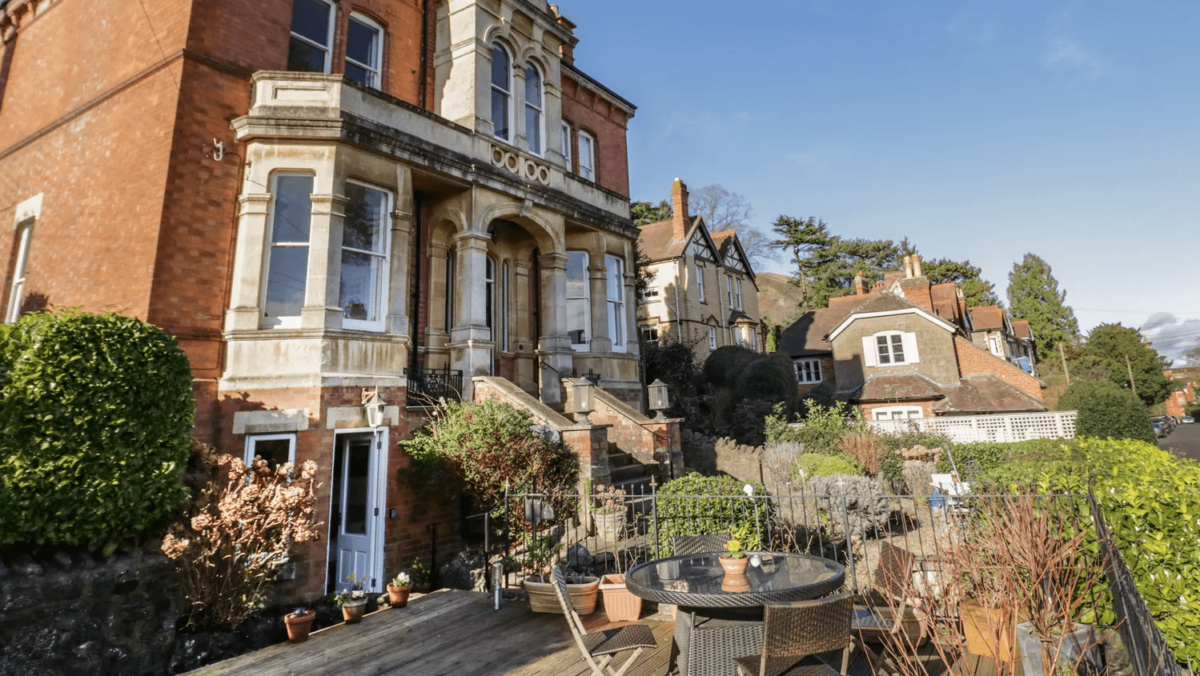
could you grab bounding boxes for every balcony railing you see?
[404,365,464,404]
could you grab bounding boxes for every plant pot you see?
[283,609,316,643]
[719,555,750,576]
[387,583,412,608]
[524,575,601,615]
[960,600,1016,662]
[594,511,625,543]
[599,574,643,622]
[1016,622,1100,676]
[341,598,368,624]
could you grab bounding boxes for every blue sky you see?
[564,1,1200,364]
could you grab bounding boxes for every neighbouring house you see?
[1164,370,1197,417]
[636,178,763,360]
[0,0,659,602]
[778,255,1047,420]
[968,305,1039,376]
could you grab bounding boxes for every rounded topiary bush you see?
[653,473,768,557]
[703,346,761,388]
[0,311,194,553]
[794,453,863,479]
[1057,380,1154,443]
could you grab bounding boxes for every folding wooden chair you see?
[551,566,658,676]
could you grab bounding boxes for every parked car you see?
[1183,416,1195,424]
[1152,420,1169,439]
[1152,416,1174,435]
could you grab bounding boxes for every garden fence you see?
[864,410,1077,443]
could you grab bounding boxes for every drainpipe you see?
[418,0,430,109]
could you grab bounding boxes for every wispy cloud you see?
[1140,313,1200,366]
[1043,4,1103,79]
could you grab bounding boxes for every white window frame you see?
[863,330,919,367]
[561,121,572,166]
[244,433,297,469]
[872,406,924,421]
[485,256,495,334]
[6,218,33,324]
[524,63,545,157]
[709,326,717,350]
[578,130,596,181]
[989,334,1003,356]
[695,262,706,303]
[735,278,743,311]
[340,180,392,333]
[794,357,823,384]
[262,173,315,329]
[289,0,336,74]
[491,43,514,143]
[345,12,383,88]
[606,255,625,353]
[726,276,734,307]
[639,325,659,344]
[566,250,590,352]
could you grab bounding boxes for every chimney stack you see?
[912,254,923,277]
[903,255,914,279]
[549,5,577,64]
[671,177,690,240]
[854,272,867,296]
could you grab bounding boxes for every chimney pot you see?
[671,178,690,240]
[903,256,913,279]
[912,254,923,277]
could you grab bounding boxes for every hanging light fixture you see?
[647,379,670,420]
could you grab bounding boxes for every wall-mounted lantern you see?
[363,389,387,429]
[573,379,595,425]
[648,379,670,420]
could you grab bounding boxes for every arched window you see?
[524,64,543,155]
[490,44,512,142]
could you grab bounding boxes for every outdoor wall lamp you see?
[363,389,387,429]
[574,379,595,425]
[648,379,670,420]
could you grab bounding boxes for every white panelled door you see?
[333,433,380,593]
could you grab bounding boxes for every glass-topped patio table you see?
[625,552,845,676]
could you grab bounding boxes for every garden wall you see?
[0,543,180,676]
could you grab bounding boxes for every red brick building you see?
[0,0,641,601]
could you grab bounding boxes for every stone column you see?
[425,241,451,351]
[538,251,573,406]
[225,193,272,332]
[385,166,413,340]
[588,258,611,354]
[448,230,494,398]
[302,193,349,330]
[513,260,533,351]
[512,64,528,154]
[624,268,640,357]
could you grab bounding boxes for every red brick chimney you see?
[854,272,867,295]
[672,177,690,240]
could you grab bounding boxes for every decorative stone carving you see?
[490,144,552,186]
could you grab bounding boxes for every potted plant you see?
[283,607,316,643]
[409,557,432,593]
[387,572,412,608]
[333,574,369,624]
[593,485,626,544]
[960,597,1018,663]
[600,549,642,622]
[718,523,755,576]
[520,534,600,615]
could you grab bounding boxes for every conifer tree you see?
[1006,253,1079,360]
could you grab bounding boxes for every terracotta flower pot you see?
[719,555,750,576]
[283,609,316,643]
[599,574,643,622]
[524,575,601,615]
[387,583,412,608]
[961,600,1016,662]
[341,598,368,624]
[721,573,750,593]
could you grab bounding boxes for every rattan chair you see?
[732,593,858,676]
[551,566,658,676]
[851,542,931,675]
[673,533,732,556]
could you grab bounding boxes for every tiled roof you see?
[968,305,1006,331]
[847,292,921,315]
[777,307,845,355]
[851,374,946,402]
[637,217,699,262]
[1012,319,1033,340]
[933,376,1047,414]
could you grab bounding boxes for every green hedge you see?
[981,438,1200,662]
[1058,380,1155,443]
[0,311,194,553]
[794,453,862,479]
[650,473,769,557]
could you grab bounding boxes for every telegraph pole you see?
[1125,355,1137,398]
[1059,343,1071,386]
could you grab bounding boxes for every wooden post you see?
[1125,355,1138,398]
[1059,342,1071,386]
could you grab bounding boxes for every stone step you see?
[609,463,649,483]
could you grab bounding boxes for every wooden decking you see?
[185,590,988,676]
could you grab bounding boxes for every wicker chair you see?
[673,533,732,556]
[732,593,858,676]
[550,566,658,676]
[852,542,931,675]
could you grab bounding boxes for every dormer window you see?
[862,330,920,366]
[345,14,383,88]
[525,65,544,155]
[491,44,513,142]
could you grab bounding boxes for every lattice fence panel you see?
[868,411,1077,444]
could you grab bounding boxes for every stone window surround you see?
[5,193,41,324]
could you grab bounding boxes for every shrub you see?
[768,399,866,453]
[705,349,798,445]
[935,438,1073,474]
[652,473,769,557]
[703,346,762,388]
[161,442,322,630]
[793,453,862,479]
[1058,379,1155,443]
[400,399,578,515]
[0,310,194,553]
[837,432,884,476]
[979,438,1200,661]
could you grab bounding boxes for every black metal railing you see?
[405,365,463,403]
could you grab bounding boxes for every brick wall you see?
[561,74,630,198]
[954,335,1044,402]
